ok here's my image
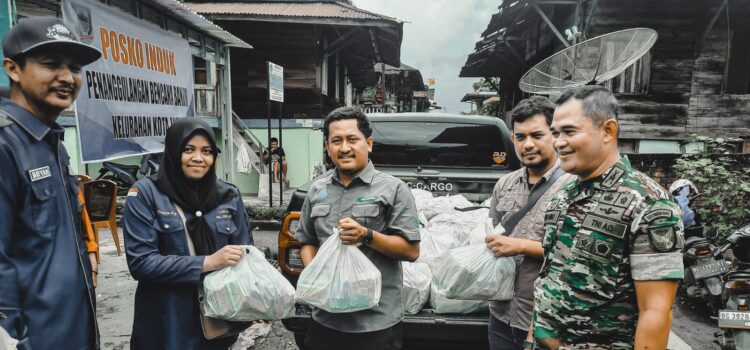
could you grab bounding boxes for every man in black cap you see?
[0,17,102,349]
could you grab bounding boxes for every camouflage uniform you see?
[532,157,684,348]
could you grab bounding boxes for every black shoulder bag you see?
[502,167,565,236]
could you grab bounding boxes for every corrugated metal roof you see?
[150,0,252,48]
[186,2,397,21]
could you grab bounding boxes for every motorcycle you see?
[682,225,728,314]
[672,179,729,314]
[713,222,750,350]
[96,153,161,196]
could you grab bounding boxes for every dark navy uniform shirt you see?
[0,98,98,350]
[123,177,253,349]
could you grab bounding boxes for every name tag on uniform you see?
[28,166,51,182]
[216,209,232,220]
[581,214,628,239]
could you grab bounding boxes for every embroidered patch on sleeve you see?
[649,226,677,252]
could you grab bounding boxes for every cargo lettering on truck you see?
[407,181,454,192]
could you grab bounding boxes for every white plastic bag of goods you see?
[426,209,488,247]
[481,196,492,208]
[295,229,382,313]
[402,262,432,315]
[418,212,429,228]
[431,243,515,301]
[0,325,17,350]
[416,228,459,267]
[411,189,434,213]
[468,221,487,245]
[468,217,506,245]
[422,195,472,221]
[429,284,489,314]
[203,245,296,321]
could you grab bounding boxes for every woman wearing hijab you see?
[123,119,253,349]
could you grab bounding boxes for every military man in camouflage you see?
[532,86,684,349]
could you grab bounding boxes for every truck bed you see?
[282,304,490,350]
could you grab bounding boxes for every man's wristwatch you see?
[363,228,374,245]
[523,340,535,350]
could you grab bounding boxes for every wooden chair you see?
[75,174,97,261]
[76,174,91,185]
[83,180,121,256]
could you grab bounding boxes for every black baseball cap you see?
[2,17,101,65]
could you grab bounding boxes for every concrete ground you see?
[96,230,136,350]
[96,229,719,350]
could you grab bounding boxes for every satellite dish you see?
[519,28,658,94]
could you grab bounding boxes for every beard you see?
[524,157,550,170]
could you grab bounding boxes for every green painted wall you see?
[0,0,13,87]
[243,128,325,193]
[638,140,681,154]
[62,126,325,195]
[64,127,82,174]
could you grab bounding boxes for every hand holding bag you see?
[174,205,252,339]
[203,245,295,321]
[295,228,382,313]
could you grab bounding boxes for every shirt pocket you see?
[215,219,238,247]
[351,203,385,231]
[30,180,58,235]
[154,214,185,255]
[561,232,625,301]
[495,197,515,223]
[311,204,332,238]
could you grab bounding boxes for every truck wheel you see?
[294,333,306,349]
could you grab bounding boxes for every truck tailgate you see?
[282,305,489,349]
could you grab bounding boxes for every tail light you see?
[278,211,304,276]
[693,243,712,259]
[726,280,750,292]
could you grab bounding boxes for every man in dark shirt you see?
[0,17,102,349]
[262,137,288,184]
[485,96,574,350]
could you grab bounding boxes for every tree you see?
[673,135,750,241]
[473,77,500,93]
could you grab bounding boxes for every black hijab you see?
[151,118,236,256]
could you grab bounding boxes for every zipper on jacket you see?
[57,143,100,349]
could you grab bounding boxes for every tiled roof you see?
[152,0,252,48]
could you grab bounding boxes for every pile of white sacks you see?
[402,189,516,315]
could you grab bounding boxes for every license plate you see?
[406,180,457,193]
[719,310,750,329]
[691,260,731,280]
